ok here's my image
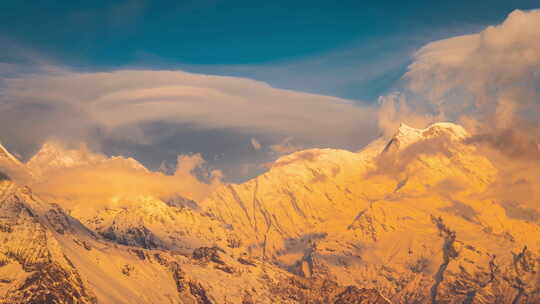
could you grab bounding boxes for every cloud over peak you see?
[403,9,540,129]
[1,68,376,144]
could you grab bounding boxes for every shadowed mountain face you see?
[0,144,29,182]
[0,122,538,303]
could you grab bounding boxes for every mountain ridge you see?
[0,122,538,303]
[200,122,540,303]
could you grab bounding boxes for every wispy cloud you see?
[0,67,377,147]
[376,9,540,137]
[28,144,221,210]
[377,9,540,215]
[402,9,540,130]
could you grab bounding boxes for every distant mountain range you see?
[0,122,538,304]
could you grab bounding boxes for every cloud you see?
[377,92,444,137]
[28,145,222,211]
[250,138,262,150]
[375,9,540,216]
[464,128,540,162]
[270,137,305,155]
[369,135,456,178]
[272,150,323,168]
[376,9,540,138]
[402,9,540,130]
[3,69,377,139]
[0,67,377,158]
[466,137,540,213]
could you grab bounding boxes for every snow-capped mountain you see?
[201,122,540,303]
[0,122,538,303]
[0,175,388,303]
[0,142,30,182]
[76,195,238,253]
[27,141,147,177]
[25,141,236,254]
[0,139,391,303]
[0,143,23,167]
[382,122,468,152]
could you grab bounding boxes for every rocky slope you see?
[0,122,538,303]
[0,177,393,304]
[0,139,395,303]
[201,122,540,303]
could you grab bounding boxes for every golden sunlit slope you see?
[0,180,391,304]
[24,141,237,254]
[201,122,540,303]
[1,122,538,303]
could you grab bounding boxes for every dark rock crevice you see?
[430,216,458,304]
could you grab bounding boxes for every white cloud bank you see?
[378,9,540,213]
[2,8,540,184]
[0,68,378,153]
[26,143,222,210]
[384,9,540,134]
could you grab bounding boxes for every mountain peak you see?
[0,141,23,166]
[0,141,29,181]
[27,140,149,177]
[38,140,72,155]
[27,140,107,175]
[425,122,468,137]
[387,122,469,152]
[397,122,417,133]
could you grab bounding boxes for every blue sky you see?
[2,0,538,99]
[1,1,539,181]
